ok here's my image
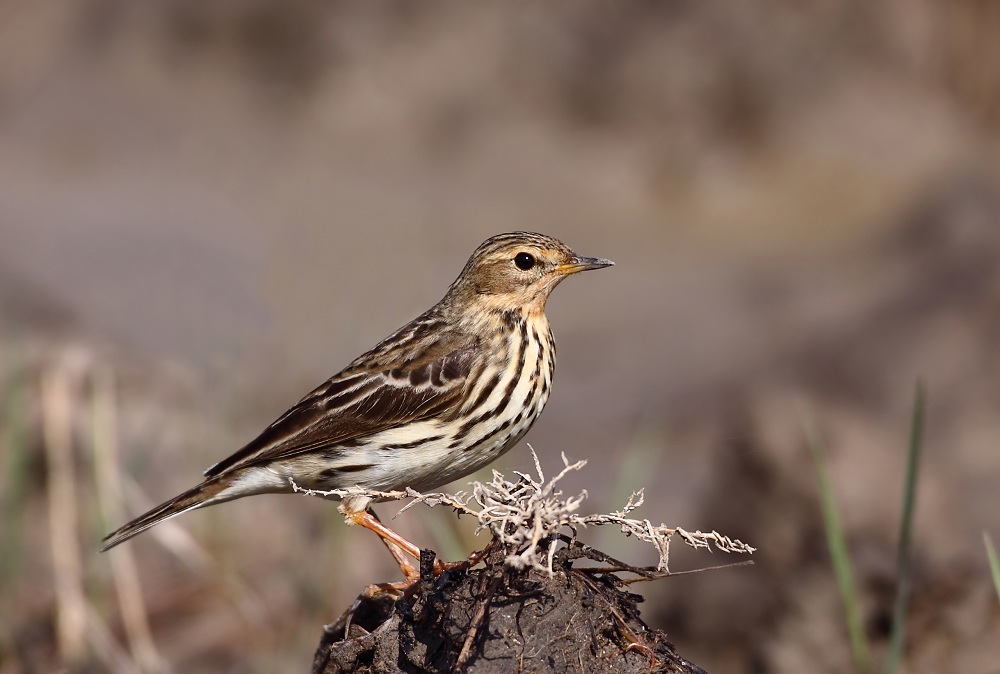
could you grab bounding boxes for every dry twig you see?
[292,446,755,576]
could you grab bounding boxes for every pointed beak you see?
[556,254,615,275]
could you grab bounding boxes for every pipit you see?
[101,232,612,582]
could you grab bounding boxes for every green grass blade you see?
[985,532,1000,606]
[884,381,925,674]
[802,408,870,674]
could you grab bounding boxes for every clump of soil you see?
[313,545,705,674]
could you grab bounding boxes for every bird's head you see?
[447,232,613,315]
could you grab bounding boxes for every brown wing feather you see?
[203,325,478,478]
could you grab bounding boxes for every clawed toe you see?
[434,558,470,574]
[328,578,417,638]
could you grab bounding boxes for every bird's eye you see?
[514,252,536,270]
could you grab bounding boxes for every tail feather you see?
[100,477,232,552]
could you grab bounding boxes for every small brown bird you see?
[101,232,612,580]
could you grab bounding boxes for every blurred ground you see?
[2,1,1000,672]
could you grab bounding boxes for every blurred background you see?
[2,1,1000,672]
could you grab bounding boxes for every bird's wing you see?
[202,328,479,478]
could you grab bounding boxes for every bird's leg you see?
[336,511,487,639]
[328,510,417,638]
[348,509,423,574]
[379,537,420,581]
[347,508,456,576]
[352,509,421,581]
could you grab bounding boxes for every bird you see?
[101,232,613,582]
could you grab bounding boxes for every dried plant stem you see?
[91,368,169,674]
[292,446,755,576]
[42,365,87,664]
[85,603,143,674]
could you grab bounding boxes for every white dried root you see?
[291,446,755,576]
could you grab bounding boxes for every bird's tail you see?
[100,476,234,552]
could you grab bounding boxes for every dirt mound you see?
[315,546,705,674]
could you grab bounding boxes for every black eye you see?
[514,252,536,270]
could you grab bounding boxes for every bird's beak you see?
[556,255,615,275]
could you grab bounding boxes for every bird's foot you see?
[326,578,416,639]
